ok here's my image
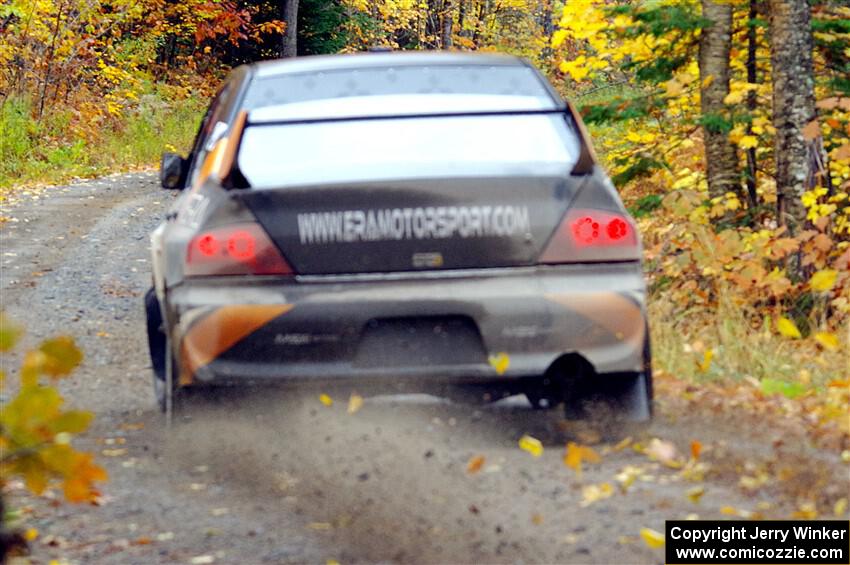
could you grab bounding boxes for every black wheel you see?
[145,287,180,417]
[524,375,561,410]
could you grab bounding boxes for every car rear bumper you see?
[166,263,647,387]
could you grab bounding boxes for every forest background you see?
[0,0,848,513]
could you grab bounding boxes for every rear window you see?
[243,65,553,109]
[237,114,580,188]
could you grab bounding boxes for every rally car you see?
[145,52,652,422]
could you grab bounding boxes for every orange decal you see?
[544,292,644,343]
[179,304,293,385]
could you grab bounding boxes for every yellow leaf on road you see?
[564,442,601,477]
[581,482,614,506]
[810,269,838,292]
[686,486,705,504]
[640,527,665,549]
[319,393,333,407]
[690,440,702,460]
[814,332,839,350]
[347,393,363,414]
[777,317,802,339]
[518,434,543,457]
[466,455,485,474]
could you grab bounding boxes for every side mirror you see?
[160,152,189,190]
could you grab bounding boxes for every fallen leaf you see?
[24,528,38,542]
[690,440,702,460]
[347,393,363,414]
[640,527,665,549]
[802,119,821,140]
[308,522,333,530]
[792,502,818,520]
[696,349,713,372]
[814,332,839,351]
[466,455,485,475]
[834,498,847,517]
[581,482,614,506]
[686,486,705,504]
[564,442,601,477]
[518,434,543,457]
[101,448,127,457]
[132,536,152,545]
[612,437,633,452]
[776,316,802,339]
[615,465,643,492]
[319,393,333,407]
[531,513,544,525]
[645,438,680,467]
[488,352,510,375]
[120,422,145,431]
[720,505,739,516]
[810,269,838,292]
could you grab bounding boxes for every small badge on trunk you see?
[412,252,444,269]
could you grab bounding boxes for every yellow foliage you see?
[777,317,803,339]
[0,317,106,504]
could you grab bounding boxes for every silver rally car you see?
[146,52,652,422]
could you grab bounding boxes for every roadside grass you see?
[649,293,848,390]
[0,91,203,193]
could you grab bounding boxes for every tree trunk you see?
[698,0,740,204]
[441,0,453,49]
[744,0,760,210]
[768,0,817,233]
[425,0,440,49]
[280,0,299,58]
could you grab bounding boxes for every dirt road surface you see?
[1,173,846,564]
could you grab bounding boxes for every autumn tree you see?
[699,0,740,203]
[769,0,820,233]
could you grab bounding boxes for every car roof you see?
[249,52,530,78]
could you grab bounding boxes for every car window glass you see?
[243,65,552,109]
[238,114,579,188]
[188,83,233,183]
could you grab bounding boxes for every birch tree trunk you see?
[698,0,740,203]
[768,0,816,233]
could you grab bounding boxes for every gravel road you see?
[1,173,846,564]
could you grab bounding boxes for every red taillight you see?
[540,209,639,263]
[186,223,292,277]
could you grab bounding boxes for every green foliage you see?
[0,93,203,191]
[698,113,735,135]
[611,154,666,186]
[629,194,664,218]
[298,0,349,55]
[611,5,708,37]
[580,98,654,124]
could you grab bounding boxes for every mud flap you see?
[563,371,652,423]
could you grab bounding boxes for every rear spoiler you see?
[196,104,599,189]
